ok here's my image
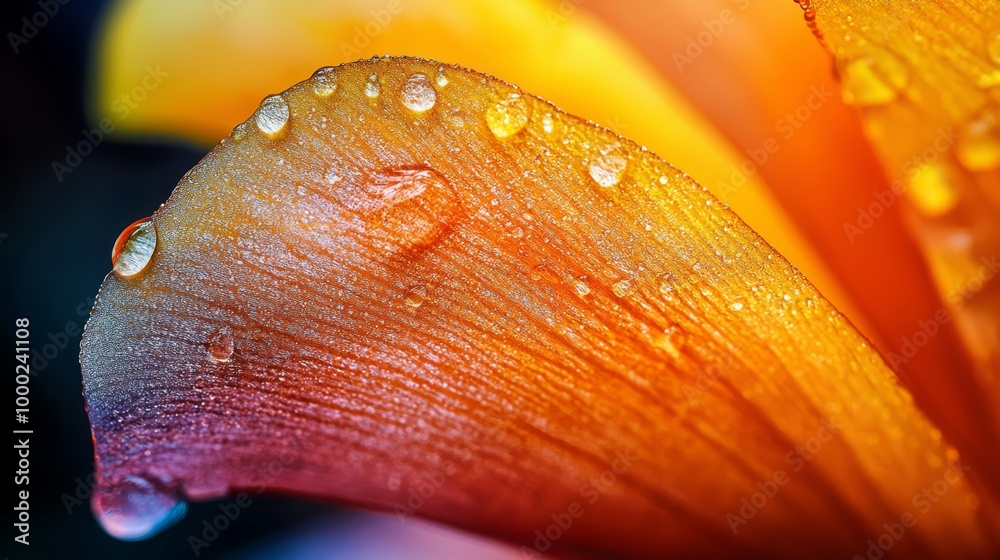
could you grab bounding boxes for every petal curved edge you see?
[92,0,869,342]
[81,57,991,558]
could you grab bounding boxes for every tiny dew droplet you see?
[612,279,635,298]
[207,326,234,363]
[365,74,381,98]
[401,73,436,113]
[658,175,668,185]
[485,93,530,139]
[656,324,688,359]
[839,50,908,106]
[572,278,591,297]
[404,285,428,308]
[435,67,449,87]
[255,95,290,138]
[112,218,157,277]
[730,301,744,311]
[588,144,628,188]
[312,67,338,97]
[542,113,554,134]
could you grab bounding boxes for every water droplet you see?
[588,144,627,188]
[657,273,677,294]
[658,175,668,185]
[312,67,338,97]
[542,113,555,134]
[988,32,1000,66]
[367,166,463,251]
[255,95,290,138]
[572,278,591,297]
[92,475,187,540]
[404,285,427,308]
[485,93,530,139]
[207,326,234,363]
[839,50,908,106]
[325,168,343,185]
[112,218,157,277]
[612,279,635,298]
[231,122,248,141]
[529,264,559,283]
[401,73,436,113]
[655,324,688,359]
[365,74,381,98]
[435,68,449,87]
[956,112,1000,171]
[730,302,744,311]
[906,162,959,216]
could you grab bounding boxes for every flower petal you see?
[81,57,991,557]
[93,0,869,343]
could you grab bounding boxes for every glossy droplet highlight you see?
[367,166,463,251]
[112,218,157,277]
[312,67,338,97]
[839,50,908,106]
[401,73,436,113]
[92,475,187,540]
[207,326,234,363]
[365,74,380,98]
[435,68,449,87]
[485,93,529,139]
[612,279,636,298]
[255,95,290,138]
[573,278,591,297]
[656,324,689,359]
[956,112,1000,171]
[589,144,628,187]
[404,285,427,308]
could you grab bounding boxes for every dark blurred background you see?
[2,1,342,558]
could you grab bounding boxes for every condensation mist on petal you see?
[80,57,993,558]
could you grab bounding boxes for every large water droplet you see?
[485,93,529,139]
[589,144,628,187]
[92,475,187,541]
[404,285,428,308]
[312,67,338,97]
[112,218,156,277]
[207,326,234,363]
[401,73,436,113]
[255,95,290,138]
[367,166,463,251]
[839,50,908,106]
[365,74,381,98]
[956,112,1000,171]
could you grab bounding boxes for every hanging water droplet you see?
[401,73,436,113]
[906,162,959,216]
[435,67,449,87]
[485,93,530,139]
[112,218,157,277]
[404,285,428,308]
[839,50,908,106]
[612,279,635,298]
[255,95,290,138]
[207,326,234,363]
[312,67,338,97]
[365,74,381,98]
[956,111,1000,171]
[367,166,463,251]
[92,475,187,540]
[588,144,627,188]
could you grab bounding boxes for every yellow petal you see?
[804,0,1000,507]
[93,0,874,345]
[82,57,991,557]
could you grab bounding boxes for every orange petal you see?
[81,57,992,558]
[586,0,1000,510]
[93,0,872,345]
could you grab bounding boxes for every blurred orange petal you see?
[92,0,871,344]
[82,57,992,558]
[586,0,1000,510]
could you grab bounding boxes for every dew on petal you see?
[589,144,628,188]
[207,326,234,363]
[255,95,290,138]
[367,166,463,251]
[838,50,908,106]
[401,73,437,113]
[435,67,449,87]
[365,74,381,98]
[312,67,338,97]
[92,475,187,541]
[485,93,529,139]
[112,218,157,277]
[612,278,635,298]
[404,285,428,308]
